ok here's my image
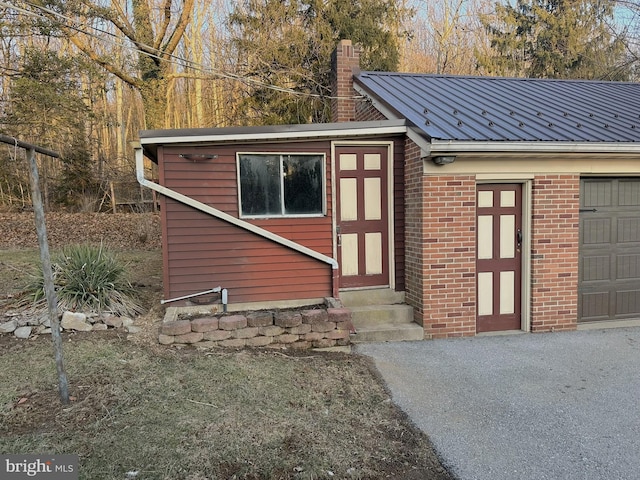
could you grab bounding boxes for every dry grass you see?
[0,244,453,480]
[0,333,452,479]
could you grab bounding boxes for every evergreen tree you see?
[477,0,629,79]
[2,48,98,210]
[229,0,411,125]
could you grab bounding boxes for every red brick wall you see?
[403,139,424,326]
[421,175,477,338]
[530,175,579,332]
[356,101,386,121]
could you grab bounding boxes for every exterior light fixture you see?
[179,153,219,162]
[431,155,456,165]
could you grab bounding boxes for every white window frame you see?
[236,152,327,218]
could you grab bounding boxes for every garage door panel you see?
[617,254,640,280]
[617,290,640,315]
[618,217,640,243]
[582,218,611,244]
[582,255,610,282]
[579,178,640,322]
[618,180,640,205]
[583,181,612,207]
[581,292,610,320]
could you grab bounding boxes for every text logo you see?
[1,455,78,480]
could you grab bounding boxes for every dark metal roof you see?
[355,72,640,142]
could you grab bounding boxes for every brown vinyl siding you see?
[163,200,332,304]
[159,141,334,305]
[158,136,406,304]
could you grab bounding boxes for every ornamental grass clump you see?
[29,243,142,317]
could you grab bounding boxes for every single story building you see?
[137,40,640,339]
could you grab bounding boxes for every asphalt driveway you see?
[357,327,640,480]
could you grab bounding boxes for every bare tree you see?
[18,0,196,129]
[401,0,492,74]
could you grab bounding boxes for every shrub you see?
[29,243,142,316]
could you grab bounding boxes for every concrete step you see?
[341,291,423,343]
[340,288,405,307]
[350,323,424,342]
[350,304,415,328]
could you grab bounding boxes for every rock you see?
[61,312,92,331]
[311,321,337,333]
[191,316,219,332]
[277,334,299,344]
[246,311,274,327]
[158,334,175,345]
[232,327,260,339]
[121,317,134,328]
[160,320,191,336]
[16,316,31,327]
[219,338,246,348]
[14,326,32,339]
[275,312,302,328]
[324,297,343,309]
[325,329,350,340]
[203,330,232,341]
[246,336,273,347]
[0,320,17,334]
[258,325,285,337]
[218,315,247,331]
[327,308,352,323]
[103,315,123,328]
[287,324,312,335]
[302,309,328,324]
[173,332,204,344]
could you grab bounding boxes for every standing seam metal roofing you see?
[355,72,640,142]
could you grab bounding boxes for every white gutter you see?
[428,140,640,155]
[134,146,339,270]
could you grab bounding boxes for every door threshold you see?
[476,329,526,337]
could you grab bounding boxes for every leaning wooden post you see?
[26,147,70,405]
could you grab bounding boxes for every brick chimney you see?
[331,39,362,123]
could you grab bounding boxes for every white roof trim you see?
[429,140,640,155]
[140,124,407,145]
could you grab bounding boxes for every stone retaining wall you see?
[158,308,353,349]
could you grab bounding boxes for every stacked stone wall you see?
[159,308,353,349]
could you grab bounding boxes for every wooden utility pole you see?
[0,135,70,405]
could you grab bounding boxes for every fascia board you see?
[429,140,640,155]
[140,124,407,146]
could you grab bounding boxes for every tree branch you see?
[66,33,141,88]
[161,0,195,58]
[154,0,173,50]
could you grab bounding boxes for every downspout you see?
[134,146,340,298]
